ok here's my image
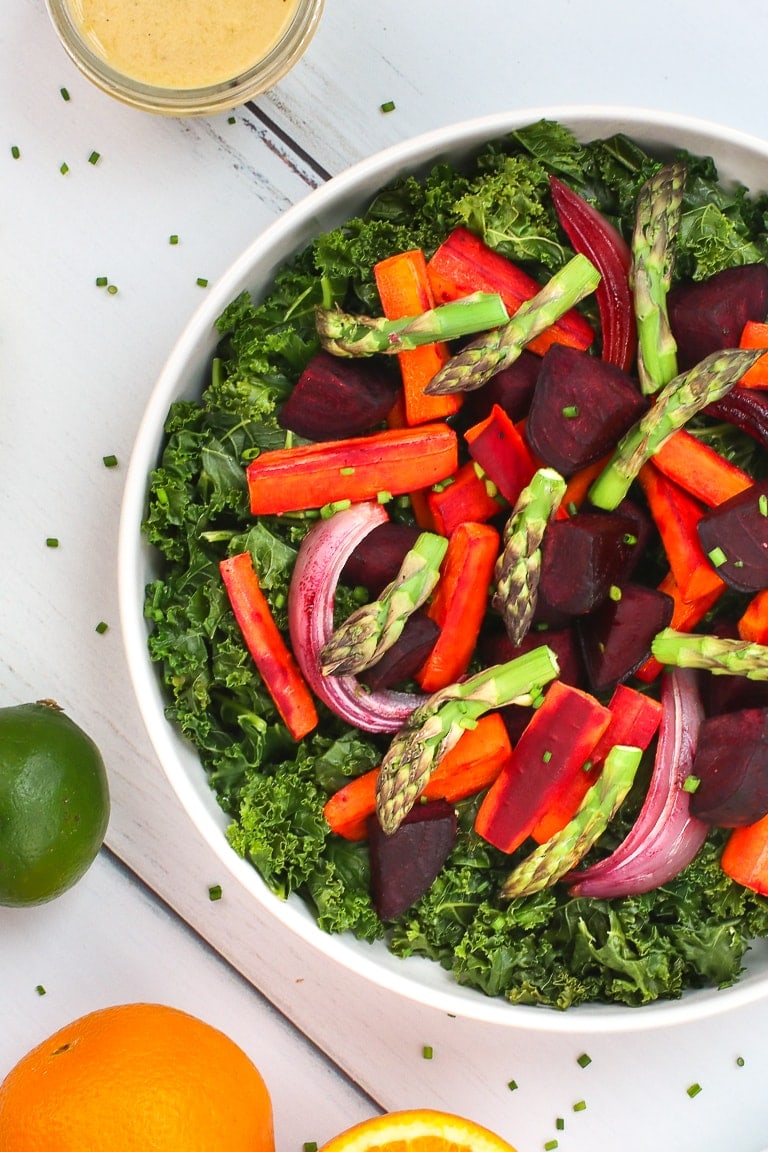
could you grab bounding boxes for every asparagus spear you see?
[423,254,601,395]
[491,467,567,644]
[320,531,448,676]
[652,627,768,680]
[588,347,765,511]
[499,744,642,899]
[315,292,509,357]
[375,645,560,834]
[631,162,687,396]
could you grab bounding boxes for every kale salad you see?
[143,119,768,1010]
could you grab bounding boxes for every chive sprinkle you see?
[102,454,118,468]
[60,162,69,175]
[544,1141,559,1150]
[227,115,237,125]
[507,1079,519,1091]
[562,404,579,418]
[707,545,728,567]
[196,277,209,287]
[422,1044,434,1060]
[11,145,20,159]
[35,984,47,996]
[736,1056,745,1067]
[556,1118,565,1131]
[303,1143,318,1152]
[609,585,622,601]
[169,234,179,245]
[208,884,223,901]
[95,276,108,287]
[380,100,396,113]
[88,150,101,165]
[760,494,768,517]
[687,1082,702,1098]
[60,87,71,101]
[46,537,59,548]
[577,1052,592,1068]
[683,774,700,793]
[542,750,552,762]
[95,621,109,635]
[107,284,118,295]
[573,1100,587,1112]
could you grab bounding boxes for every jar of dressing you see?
[45,0,324,115]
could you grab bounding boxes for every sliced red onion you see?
[288,502,427,732]
[567,667,709,898]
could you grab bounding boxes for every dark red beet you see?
[461,351,541,426]
[537,511,640,617]
[368,798,457,920]
[577,582,674,694]
[697,477,768,593]
[668,263,768,371]
[689,708,768,826]
[479,626,584,743]
[525,345,647,476]
[341,522,422,594]
[700,621,768,716]
[360,611,441,691]
[613,498,654,577]
[279,350,400,441]
[706,386,768,450]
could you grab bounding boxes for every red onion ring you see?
[288,502,427,732]
[567,666,709,898]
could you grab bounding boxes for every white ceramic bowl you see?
[118,105,768,1033]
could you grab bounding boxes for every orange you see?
[0,1002,274,1152]
[319,1109,518,1152]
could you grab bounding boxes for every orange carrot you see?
[323,712,512,840]
[637,462,726,603]
[739,320,768,388]
[634,570,724,682]
[246,423,458,515]
[426,460,505,536]
[426,226,595,356]
[721,813,768,896]
[415,521,500,692]
[374,249,462,426]
[738,587,768,644]
[651,428,753,507]
[220,553,318,740]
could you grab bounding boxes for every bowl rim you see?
[118,103,768,1033]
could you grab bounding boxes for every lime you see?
[0,701,110,906]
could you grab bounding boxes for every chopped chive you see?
[544,1141,559,1150]
[736,1056,745,1067]
[623,532,638,545]
[95,276,108,287]
[577,1052,592,1068]
[542,750,552,762]
[582,759,593,772]
[107,284,118,295]
[102,454,118,468]
[208,884,223,901]
[609,585,622,601]
[380,100,396,113]
[707,545,728,567]
[760,493,768,516]
[507,1079,519,1092]
[376,490,393,503]
[321,499,352,518]
[228,115,237,124]
[196,277,209,287]
[687,1082,702,1098]
[303,1144,318,1152]
[562,404,579,418]
[169,234,179,245]
[682,774,700,793]
[422,1044,434,1059]
[11,145,20,159]
[95,621,109,635]
[556,1118,565,1131]
[339,466,355,476]
[573,1100,587,1112]
[35,984,46,996]
[88,150,101,165]
[566,501,578,516]
[60,87,71,101]
[60,162,69,175]
[46,537,59,548]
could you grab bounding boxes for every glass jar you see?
[44,0,325,116]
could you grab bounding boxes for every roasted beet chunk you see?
[368,798,457,920]
[689,708,768,826]
[668,264,768,371]
[279,350,400,441]
[461,351,541,426]
[360,611,441,691]
[537,511,640,617]
[578,582,674,694]
[697,478,768,593]
[525,345,647,476]
[341,522,422,595]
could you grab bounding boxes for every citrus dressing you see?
[66,0,301,89]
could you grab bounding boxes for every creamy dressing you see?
[67,0,300,89]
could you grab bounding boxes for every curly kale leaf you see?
[305,838,383,940]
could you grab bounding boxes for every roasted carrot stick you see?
[721,813,768,896]
[246,423,458,515]
[323,712,512,840]
[738,587,768,644]
[426,226,594,356]
[739,320,768,388]
[651,428,753,507]
[374,249,462,426]
[415,521,501,692]
[220,552,318,740]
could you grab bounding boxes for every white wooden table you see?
[5,3,768,1150]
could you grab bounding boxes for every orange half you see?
[319,1108,518,1152]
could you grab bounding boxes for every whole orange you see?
[0,1002,274,1152]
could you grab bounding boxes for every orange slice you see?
[319,1108,518,1151]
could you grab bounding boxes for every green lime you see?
[0,701,110,906]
